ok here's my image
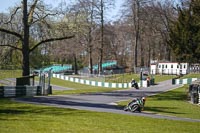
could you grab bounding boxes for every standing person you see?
[147,77,150,87]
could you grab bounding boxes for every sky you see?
[0,0,123,21]
[0,0,69,12]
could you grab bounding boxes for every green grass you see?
[65,73,176,84]
[64,73,141,83]
[0,98,199,133]
[0,70,22,79]
[50,78,123,95]
[105,73,140,83]
[181,73,200,79]
[145,85,200,119]
[119,85,200,119]
[104,74,176,83]
[49,74,177,95]
[154,75,176,83]
[0,71,200,132]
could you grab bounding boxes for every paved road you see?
[15,80,200,122]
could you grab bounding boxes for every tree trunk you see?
[88,0,94,75]
[148,40,151,68]
[74,54,78,74]
[99,48,103,75]
[99,0,104,75]
[22,0,30,77]
[89,46,93,74]
[133,1,140,73]
[134,34,138,72]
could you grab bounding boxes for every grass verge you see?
[48,74,175,95]
[0,98,199,133]
[154,75,176,83]
[181,73,200,79]
[50,78,123,95]
[0,70,22,79]
[118,85,200,119]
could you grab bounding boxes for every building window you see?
[159,65,161,68]
[177,65,179,68]
[171,65,173,68]
[162,65,164,68]
[184,65,186,68]
[165,65,167,68]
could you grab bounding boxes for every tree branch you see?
[32,12,57,25]
[4,6,21,24]
[0,44,22,51]
[29,35,75,53]
[0,39,22,51]
[28,0,38,24]
[0,28,23,41]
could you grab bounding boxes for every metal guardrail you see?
[53,74,154,88]
[172,78,198,85]
[0,86,42,98]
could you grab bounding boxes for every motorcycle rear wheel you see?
[123,106,129,111]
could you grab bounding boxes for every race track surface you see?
[15,80,200,122]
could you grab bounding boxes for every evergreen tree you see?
[168,0,200,63]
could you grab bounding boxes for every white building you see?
[150,62,189,75]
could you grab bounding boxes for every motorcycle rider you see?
[141,97,146,106]
[124,97,146,112]
[131,79,139,89]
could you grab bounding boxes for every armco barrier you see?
[53,74,131,88]
[172,78,198,85]
[0,86,42,98]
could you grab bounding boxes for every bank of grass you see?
[50,74,176,94]
[154,75,176,83]
[103,73,199,83]
[0,70,22,79]
[119,85,200,119]
[105,73,140,83]
[65,73,176,84]
[50,78,122,95]
[181,73,200,79]
[103,73,175,83]
[0,98,199,133]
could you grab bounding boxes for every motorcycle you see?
[124,97,146,112]
[131,79,139,89]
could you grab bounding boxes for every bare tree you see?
[68,0,114,75]
[94,0,114,74]
[121,0,150,72]
[0,0,74,80]
[69,0,98,74]
[117,0,178,72]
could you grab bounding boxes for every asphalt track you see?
[15,80,200,122]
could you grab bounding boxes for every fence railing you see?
[53,74,131,88]
[172,78,198,85]
[0,86,42,98]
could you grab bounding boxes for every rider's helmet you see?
[142,97,146,104]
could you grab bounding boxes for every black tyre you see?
[135,85,139,89]
[130,104,139,112]
[138,107,142,112]
[124,106,129,111]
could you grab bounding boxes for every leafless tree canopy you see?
[0,0,190,75]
